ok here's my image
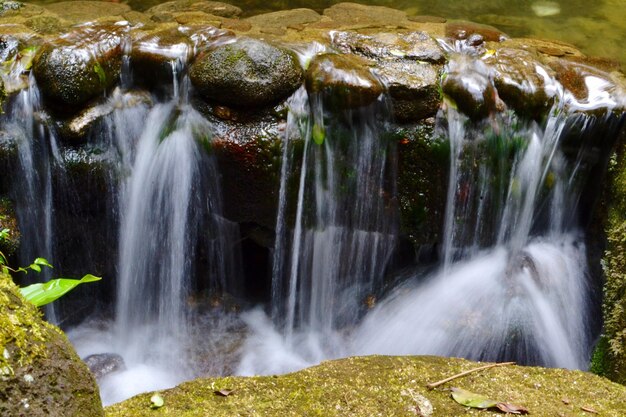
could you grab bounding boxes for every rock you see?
[0,271,103,416]
[245,9,321,29]
[323,2,408,28]
[32,25,125,112]
[483,47,554,118]
[83,353,126,380]
[305,53,383,108]
[146,0,241,18]
[331,30,445,64]
[55,89,153,143]
[130,28,194,88]
[106,355,626,416]
[0,130,19,194]
[442,55,497,120]
[0,199,19,257]
[44,1,130,25]
[189,38,302,108]
[446,20,508,42]
[374,60,441,122]
[24,14,66,35]
[545,58,626,112]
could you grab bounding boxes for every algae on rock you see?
[0,271,103,417]
[106,355,626,417]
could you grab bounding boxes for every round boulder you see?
[32,25,125,112]
[305,53,383,108]
[189,38,302,108]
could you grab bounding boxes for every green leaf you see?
[450,387,498,409]
[19,274,102,307]
[150,393,164,409]
[29,263,41,273]
[312,123,325,145]
[34,257,53,268]
[0,228,9,240]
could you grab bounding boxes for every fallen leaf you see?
[150,393,164,409]
[450,387,498,409]
[581,406,598,414]
[215,389,235,397]
[496,402,529,414]
[562,398,571,405]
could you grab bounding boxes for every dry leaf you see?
[580,406,598,414]
[562,398,571,405]
[215,389,235,397]
[496,402,529,414]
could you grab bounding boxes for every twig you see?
[426,361,516,390]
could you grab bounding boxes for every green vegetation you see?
[106,355,626,417]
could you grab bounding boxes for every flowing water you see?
[1,11,621,406]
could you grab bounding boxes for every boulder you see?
[146,0,241,18]
[106,355,626,416]
[245,8,321,30]
[0,271,103,416]
[32,25,125,112]
[83,353,126,380]
[305,53,383,108]
[442,55,497,120]
[189,38,302,108]
[44,1,130,25]
[330,30,445,64]
[323,2,408,28]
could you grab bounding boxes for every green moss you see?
[0,271,103,416]
[600,138,626,384]
[107,355,626,417]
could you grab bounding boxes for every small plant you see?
[0,228,101,307]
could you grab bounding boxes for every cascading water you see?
[1,75,60,322]
[67,49,243,403]
[239,80,398,374]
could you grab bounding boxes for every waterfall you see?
[1,75,60,322]
[353,100,593,368]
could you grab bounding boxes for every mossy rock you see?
[106,355,626,416]
[598,131,626,384]
[0,198,19,258]
[0,271,103,416]
[32,25,124,112]
[189,38,302,109]
[305,53,383,109]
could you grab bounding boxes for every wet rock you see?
[0,0,22,16]
[24,14,66,34]
[375,60,441,122]
[546,58,626,112]
[189,38,302,108]
[408,15,447,23]
[44,1,130,25]
[83,353,126,380]
[483,47,554,118]
[323,2,408,28]
[131,28,194,88]
[442,55,497,120]
[305,53,383,108]
[330,31,445,64]
[0,198,19,257]
[55,89,152,143]
[147,0,241,18]
[0,271,103,416]
[32,25,125,112]
[246,8,321,29]
[0,129,18,193]
[446,20,508,42]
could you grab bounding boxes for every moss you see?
[0,271,103,416]
[0,198,19,259]
[600,134,626,384]
[107,355,626,416]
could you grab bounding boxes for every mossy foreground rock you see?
[189,38,302,108]
[107,356,626,416]
[0,272,103,416]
